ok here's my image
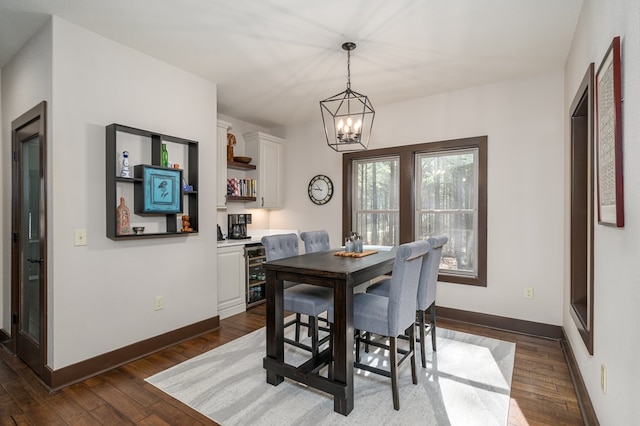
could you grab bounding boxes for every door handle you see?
[27,258,44,264]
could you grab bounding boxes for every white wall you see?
[563,0,640,422]
[0,16,218,370]
[1,19,53,335]
[273,72,565,326]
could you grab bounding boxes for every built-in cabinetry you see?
[105,123,198,240]
[245,132,285,209]
[216,119,231,208]
[245,243,267,307]
[216,245,246,319]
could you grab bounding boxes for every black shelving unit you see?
[106,123,199,240]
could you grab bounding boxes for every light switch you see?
[74,229,87,246]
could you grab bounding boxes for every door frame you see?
[11,101,48,376]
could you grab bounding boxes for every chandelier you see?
[320,42,375,152]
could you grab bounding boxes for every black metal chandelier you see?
[320,42,375,152]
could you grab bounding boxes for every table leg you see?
[333,279,354,415]
[265,269,284,385]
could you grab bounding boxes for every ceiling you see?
[0,0,583,128]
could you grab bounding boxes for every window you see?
[416,149,479,278]
[343,136,487,286]
[352,157,399,246]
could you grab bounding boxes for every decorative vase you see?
[120,151,132,178]
[161,143,169,168]
[116,197,131,235]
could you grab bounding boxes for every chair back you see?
[261,233,299,261]
[387,240,431,336]
[300,230,330,253]
[416,235,448,311]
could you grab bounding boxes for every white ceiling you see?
[0,0,583,128]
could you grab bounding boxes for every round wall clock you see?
[308,175,334,205]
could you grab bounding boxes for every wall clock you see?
[308,174,333,205]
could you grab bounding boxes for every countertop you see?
[216,229,299,248]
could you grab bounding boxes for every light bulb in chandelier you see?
[336,117,362,143]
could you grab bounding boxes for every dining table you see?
[262,247,397,416]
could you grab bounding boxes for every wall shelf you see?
[227,195,256,202]
[106,123,199,240]
[227,160,256,171]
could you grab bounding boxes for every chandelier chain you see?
[346,49,351,90]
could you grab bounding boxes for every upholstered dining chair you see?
[261,233,333,357]
[300,230,330,253]
[331,240,431,410]
[367,235,448,368]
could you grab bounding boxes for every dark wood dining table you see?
[262,248,397,416]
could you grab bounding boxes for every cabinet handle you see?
[261,197,264,207]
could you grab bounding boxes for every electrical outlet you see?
[601,363,607,394]
[154,295,164,311]
[74,229,87,246]
[523,287,534,299]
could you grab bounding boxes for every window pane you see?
[353,157,399,245]
[355,212,399,246]
[417,212,476,274]
[416,149,478,276]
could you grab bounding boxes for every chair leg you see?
[328,323,334,380]
[355,330,361,363]
[409,325,418,385]
[310,316,318,357]
[418,309,427,368]
[364,331,370,353]
[390,336,400,410]
[294,313,302,342]
[430,304,437,351]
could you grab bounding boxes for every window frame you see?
[343,136,487,286]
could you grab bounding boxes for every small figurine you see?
[227,133,236,161]
[120,151,132,178]
[181,215,194,232]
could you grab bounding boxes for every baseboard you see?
[561,328,600,425]
[437,306,562,339]
[48,315,220,391]
[219,303,247,320]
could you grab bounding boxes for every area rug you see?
[146,325,515,425]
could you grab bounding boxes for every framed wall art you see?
[595,36,624,227]
[134,165,183,215]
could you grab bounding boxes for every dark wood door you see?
[11,101,47,377]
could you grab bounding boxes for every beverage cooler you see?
[245,243,266,307]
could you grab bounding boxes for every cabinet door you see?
[216,245,246,318]
[245,132,285,209]
[216,120,231,208]
[259,138,283,208]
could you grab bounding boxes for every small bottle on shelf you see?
[161,143,169,167]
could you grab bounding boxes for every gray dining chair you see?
[330,240,431,410]
[261,233,333,357]
[367,235,448,368]
[300,230,330,253]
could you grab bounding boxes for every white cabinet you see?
[217,245,246,319]
[244,132,285,209]
[216,119,232,208]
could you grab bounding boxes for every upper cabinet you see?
[105,124,199,239]
[244,132,285,209]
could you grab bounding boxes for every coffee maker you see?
[228,213,252,239]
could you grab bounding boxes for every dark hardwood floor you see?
[0,305,584,425]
